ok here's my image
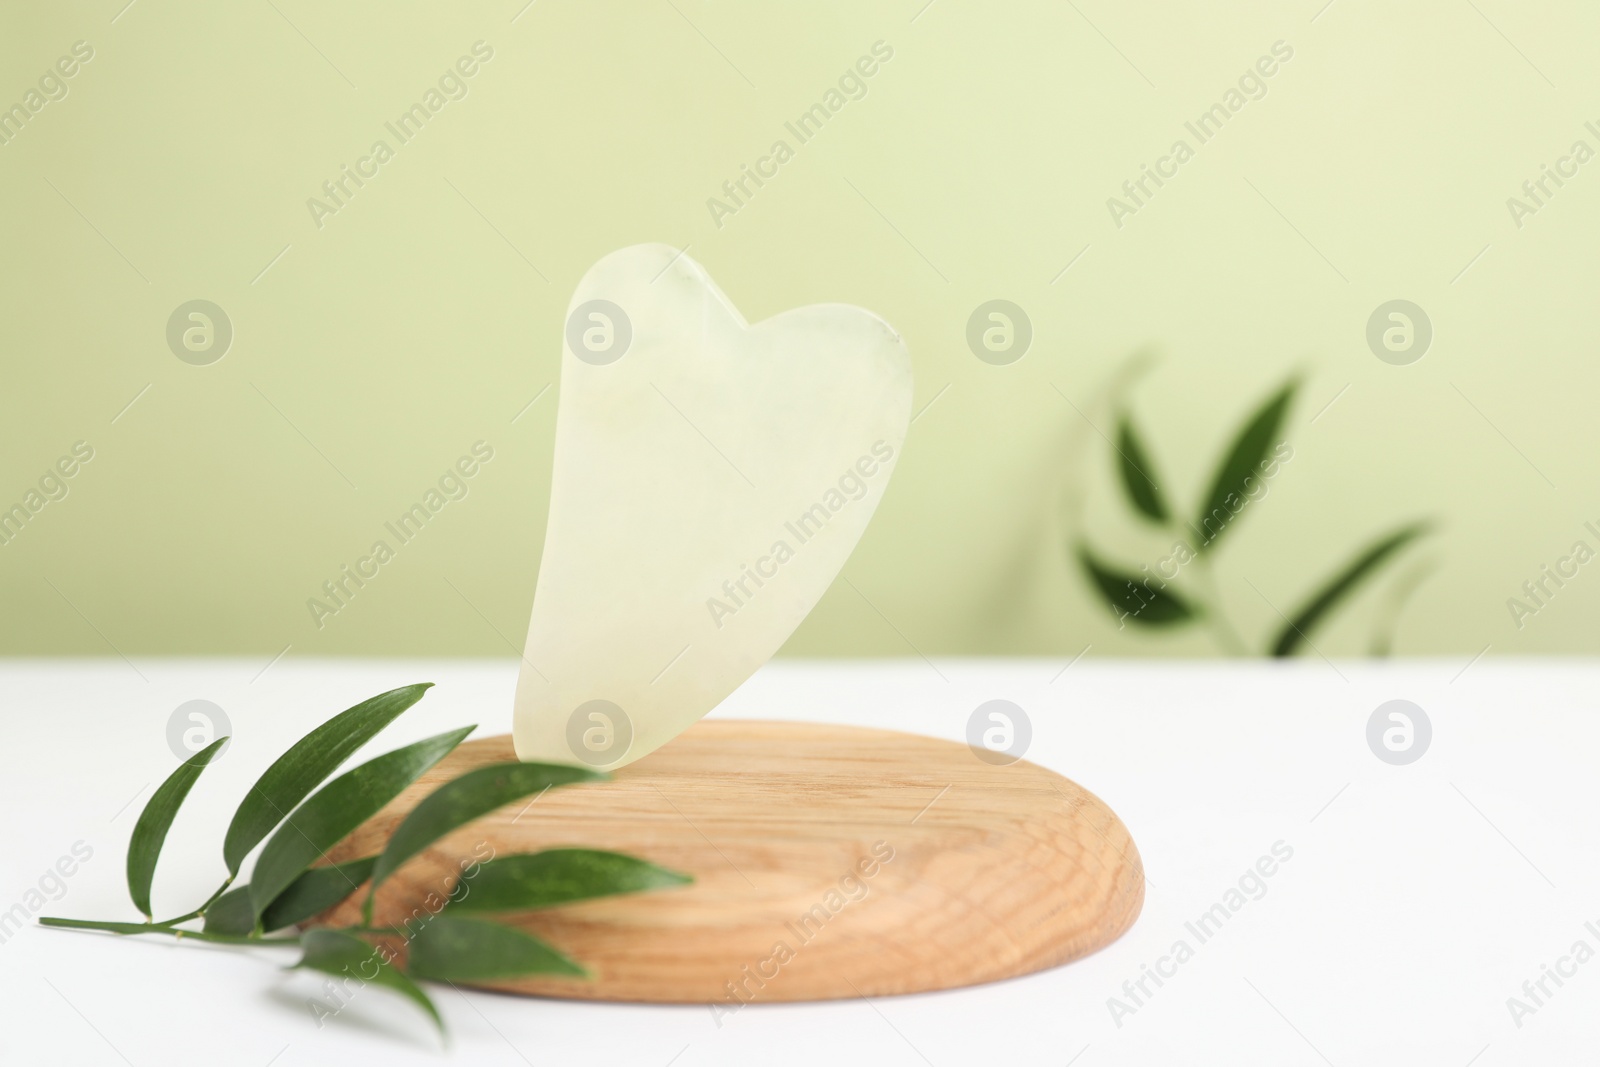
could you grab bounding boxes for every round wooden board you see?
[318,720,1143,1004]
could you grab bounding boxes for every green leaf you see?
[250,726,473,920]
[264,857,377,932]
[406,915,584,981]
[1194,378,1297,552]
[369,763,605,909]
[224,683,433,876]
[295,929,441,1033]
[127,736,228,918]
[1076,545,1197,626]
[1115,414,1169,523]
[205,858,378,936]
[1270,522,1432,657]
[202,885,255,936]
[449,849,692,914]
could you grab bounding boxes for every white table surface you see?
[3,657,1597,1066]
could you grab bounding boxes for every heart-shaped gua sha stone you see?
[513,245,912,768]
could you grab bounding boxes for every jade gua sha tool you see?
[512,244,913,768]
[325,245,1143,1001]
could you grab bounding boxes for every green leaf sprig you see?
[1076,371,1434,656]
[40,684,691,1035]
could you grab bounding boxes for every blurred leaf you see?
[127,736,228,918]
[1194,379,1297,552]
[224,683,433,876]
[295,929,441,1032]
[1369,557,1441,657]
[251,727,473,920]
[369,764,604,910]
[202,885,255,936]
[1115,414,1169,523]
[449,849,692,914]
[407,915,584,981]
[1076,545,1197,626]
[1271,522,1431,657]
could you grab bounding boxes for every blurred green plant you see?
[1074,373,1435,656]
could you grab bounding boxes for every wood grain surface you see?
[317,720,1143,1004]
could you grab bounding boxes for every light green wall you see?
[2,0,1595,658]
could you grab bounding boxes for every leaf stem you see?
[156,876,234,927]
[1188,554,1249,655]
[174,929,299,946]
[38,915,300,946]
